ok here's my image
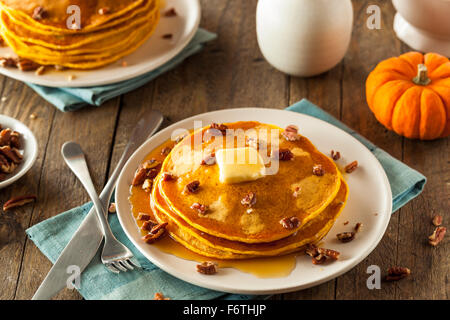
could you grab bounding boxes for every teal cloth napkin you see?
[26,29,217,112]
[26,99,426,300]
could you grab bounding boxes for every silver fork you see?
[61,141,137,274]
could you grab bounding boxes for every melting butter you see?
[215,147,266,184]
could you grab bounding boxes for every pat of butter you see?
[215,147,265,184]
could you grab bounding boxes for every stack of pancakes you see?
[0,0,160,69]
[150,121,349,259]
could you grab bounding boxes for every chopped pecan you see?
[162,172,177,181]
[292,186,301,198]
[386,267,411,281]
[32,6,47,20]
[285,125,299,134]
[164,8,177,17]
[241,192,256,207]
[147,169,159,179]
[345,161,358,174]
[185,180,200,193]
[210,123,228,135]
[191,202,208,214]
[196,261,218,275]
[35,66,46,76]
[278,149,294,161]
[154,292,170,300]
[201,153,216,166]
[305,244,319,257]
[311,255,327,265]
[312,164,325,176]
[331,150,341,161]
[150,222,168,235]
[142,179,153,192]
[162,34,173,39]
[141,220,158,232]
[98,7,110,15]
[317,248,340,260]
[137,212,152,221]
[17,59,40,72]
[3,195,36,211]
[429,227,446,247]
[132,167,147,186]
[108,203,116,213]
[282,131,301,142]
[354,222,363,233]
[161,147,171,156]
[336,232,355,243]
[142,159,160,170]
[0,57,17,68]
[280,216,300,230]
[432,215,443,227]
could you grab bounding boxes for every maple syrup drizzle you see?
[129,139,298,278]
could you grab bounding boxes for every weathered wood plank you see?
[0,77,56,300]
[13,97,121,300]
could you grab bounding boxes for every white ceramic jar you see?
[256,0,354,77]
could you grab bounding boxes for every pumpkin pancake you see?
[158,121,342,243]
[151,175,348,259]
[0,0,161,69]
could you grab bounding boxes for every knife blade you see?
[32,110,164,300]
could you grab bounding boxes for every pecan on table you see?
[3,195,37,211]
[429,227,446,247]
[386,266,411,281]
[154,292,170,300]
[432,215,443,227]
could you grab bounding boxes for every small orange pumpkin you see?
[366,52,450,140]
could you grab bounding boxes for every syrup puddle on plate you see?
[153,234,298,278]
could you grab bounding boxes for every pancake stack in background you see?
[0,0,161,69]
[144,121,349,260]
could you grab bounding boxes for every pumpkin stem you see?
[413,64,431,86]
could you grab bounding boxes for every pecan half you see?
[0,57,17,68]
[162,172,177,181]
[386,266,411,281]
[429,227,446,247]
[154,292,170,300]
[280,216,300,230]
[185,180,200,193]
[142,227,166,244]
[0,146,22,164]
[305,244,319,257]
[142,159,160,170]
[161,147,171,156]
[241,192,256,207]
[331,150,341,161]
[201,153,216,166]
[278,149,294,161]
[132,167,147,186]
[164,8,177,17]
[137,213,152,221]
[196,261,218,275]
[0,154,16,173]
[0,128,12,146]
[305,244,340,265]
[312,164,325,176]
[345,161,358,173]
[3,195,36,211]
[150,222,168,235]
[317,248,340,260]
[336,232,355,243]
[141,220,158,232]
[17,59,41,72]
[210,123,228,135]
[32,6,47,20]
[285,125,299,134]
[191,202,208,214]
[432,215,443,227]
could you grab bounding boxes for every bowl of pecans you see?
[0,115,38,189]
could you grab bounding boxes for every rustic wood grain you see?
[0,0,447,300]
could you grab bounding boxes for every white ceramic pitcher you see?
[256,0,354,77]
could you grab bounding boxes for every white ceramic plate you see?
[0,115,38,189]
[0,0,201,88]
[115,108,392,295]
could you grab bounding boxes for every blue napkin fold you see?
[26,99,426,300]
[26,29,217,112]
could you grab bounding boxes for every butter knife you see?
[32,110,164,300]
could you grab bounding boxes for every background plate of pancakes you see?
[0,0,201,87]
[115,108,392,295]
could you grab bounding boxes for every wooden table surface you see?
[0,0,448,300]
